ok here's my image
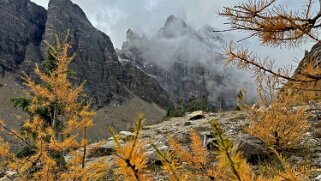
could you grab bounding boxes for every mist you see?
[119,16,257,106]
[30,0,314,69]
[29,0,317,103]
[31,0,315,68]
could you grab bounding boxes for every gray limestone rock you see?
[0,0,46,73]
[187,110,205,120]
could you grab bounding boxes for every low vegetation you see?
[166,96,210,117]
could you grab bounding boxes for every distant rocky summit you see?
[117,15,248,109]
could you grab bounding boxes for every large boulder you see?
[234,133,268,164]
[187,110,205,120]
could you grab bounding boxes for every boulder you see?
[87,140,124,158]
[316,174,321,181]
[199,131,219,150]
[234,133,268,164]
[0,171,17,181]
[187,111,205,120]
[146,144,168,164]
[119,131,135,140]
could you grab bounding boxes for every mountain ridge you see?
[0,0,172,109]
[117,15,248,109]
[0,0,171,140]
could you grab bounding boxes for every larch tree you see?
[219,0,321,151]
[0,35,107,180]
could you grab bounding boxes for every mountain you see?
[42,0,171,109]
[0,0,47,73]
[117,15,248,109]
[0,0,172,140]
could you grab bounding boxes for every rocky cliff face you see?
[291,42,321,96]
[117,16,246,109]
[0,0,46,73]
[294,42,321,76]
[0,0,171,109]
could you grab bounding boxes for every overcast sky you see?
[30,0,317,68]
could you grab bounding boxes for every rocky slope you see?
[294,42,321,76]
[117,15,248,109]
[1,108,321,180]
[51,109,321,180]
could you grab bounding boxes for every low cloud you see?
[120,16,257,105]
[31,0,314,70]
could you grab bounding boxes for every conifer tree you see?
[11,38,65,158]
[0,34,107,180]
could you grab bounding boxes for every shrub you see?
[240,75,310,150]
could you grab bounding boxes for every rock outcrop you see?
[294,42,321,76]
[2,108,321,180]
[76,109,321,180]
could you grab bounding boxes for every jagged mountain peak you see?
[126,28,140,41]
[160,15,194,38]
[126,28,134,36]
[164,15,185,26]
[42,0,171,109]
[48,0,92,27]
[118,15,247,109]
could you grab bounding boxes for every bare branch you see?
[0,122,35,149]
